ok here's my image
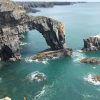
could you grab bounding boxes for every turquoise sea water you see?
[1,3,100,100]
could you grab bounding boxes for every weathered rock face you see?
[0,0,71,61]
[82,35,100,51]
[0,0,29,61]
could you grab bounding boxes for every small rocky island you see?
[82,35,100,51]
[0,0,72,61]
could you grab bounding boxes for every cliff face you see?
[0,0,29,61]
[82,35,100,51]
[0,0,70,61]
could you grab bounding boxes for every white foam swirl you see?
[84,74,100,85]
[34,86,46,100]
[26,71,47,82]
[73,50,86,62]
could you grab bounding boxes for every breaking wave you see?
[84,74,100,85]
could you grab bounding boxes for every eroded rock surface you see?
[82,35,100,51]
[0,0,71,61]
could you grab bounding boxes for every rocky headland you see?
[82,35,100,51]
[0,0,72,61]
[16,2,77,13]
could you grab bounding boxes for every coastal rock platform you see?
[31,48,72,61]
[80,57,100,64]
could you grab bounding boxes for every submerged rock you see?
[26,71,47,82]
[80,57,100,64]
[32,48,72,61]
[82,35,100,51]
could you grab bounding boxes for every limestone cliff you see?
[0,0,71,61]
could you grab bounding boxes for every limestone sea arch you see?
[0,0,72,61]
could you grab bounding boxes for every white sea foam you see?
[42,60,48,64]
[26,71,47,82]
[34,82,54,100]
[52,56,59,60]
[34,86,46,100]
[25,57,33,63]
[20,42,28,46]
[82,94,93,98]
[84,74,100,85]
[76,49,83,53]
[20,42,29,46]
[0,77,2,83]
[73,50,86,62]
[93,67,96,69]
[25,57,49,65]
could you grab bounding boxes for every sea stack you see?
[82,35,100,51]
